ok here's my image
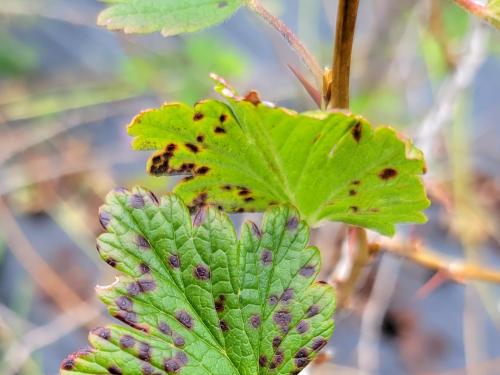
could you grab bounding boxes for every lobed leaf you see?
[128,77,430,236]
[61,187,335,374]
[97,0,245,37]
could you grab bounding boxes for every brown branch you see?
[374,239,500,284]
[329,0,360,108]
[246,0,323,83]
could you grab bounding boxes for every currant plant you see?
[61,0,499,373]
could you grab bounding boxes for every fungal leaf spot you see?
[60,188,335,375]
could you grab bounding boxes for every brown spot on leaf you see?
[175,352,188,366]
[306,305,320,318]
[61,357,75,370]
[250,314,261,328]
[167,144,177,152]
[379,168,398,180]
[99,211,111,229]
[261,250,273,266]
[176,311,193,329]
[244,90,261,105]
[159,322,172,336]
[129,194,145,208]
[139,263,150,274]
[270,349,284,369]
[215,294,225,313]
[269,295,279,305]
[136,235,150,249]
[280,288,294,303]
[119,335,135,348]
[168,254,180,269]
[172,333,185,347]
[350,206,359,213]
[214,126,226,134]
[105,257,117,267]
[250,222,262,238]
[272,336,282,348]
[352,180,361,185]
[370,208,380,213]
[295,357,310,369]
[138,342,151,361]
[116,296,133,311]
[220,319,229,331]
[108,365,123,374]
[219,113,228,122]
[185,143,199,153]
[296,320,310,334]
[194,264,211,281]
[300,265,316,277]
[93,327,111,340]
[273,310,292,332]
[221,185,232,191]
[196,135,205,143]
[114,311,149,332]
[193,112,204,121]
[244,197,255,203]
[259,355,268,367]
[349,189,357,196]
[312,337,328,351]
[164,358,181,373]
[196,166,210,175]
[236,208,245,213]
[287,216,299,230]
[352,121,362,143]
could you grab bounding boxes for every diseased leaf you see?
[97,0,245,37]
[128,76,430,236]
[61,187,335,375]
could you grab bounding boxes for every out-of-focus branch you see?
[330,227,370,307]
[373,239,500,284]
[1,302,101,375]
[246,0,323,83]
[0,198,84,311]
[416,22,488,161]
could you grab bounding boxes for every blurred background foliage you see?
[0,0,499,374]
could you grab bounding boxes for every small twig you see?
[358,255,401,373]
[2,302,101,375]
[0,198,84,311]
[246,0,323,83]
[329,0,360,108]
[374,239,500,284]
[330,227,370,308]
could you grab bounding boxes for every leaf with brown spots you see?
[61,187,335,374]
[128,76,430,235]
[98,0,245,37]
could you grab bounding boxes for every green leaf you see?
[61,187,335,375]
[97,0,245,37]
[128,77,430,236]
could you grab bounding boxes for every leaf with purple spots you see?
[61,187,335,374]
[128,75,430,236]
